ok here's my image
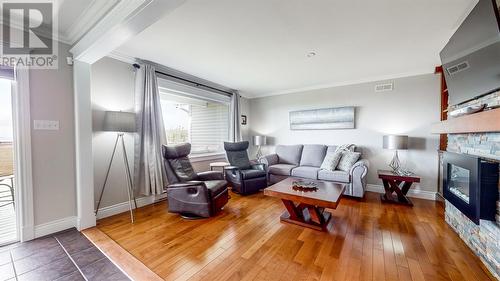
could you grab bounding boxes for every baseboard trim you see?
[20,225,34,242]
[366,184,437,201]
[34,216,77,238]
[96,193,168,220]
[31,194,168,238]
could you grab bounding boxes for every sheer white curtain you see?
[133,63,167,195]
[229,92,242,142]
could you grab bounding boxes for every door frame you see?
[11,66,35,242]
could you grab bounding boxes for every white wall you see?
[30,42,77,225]
[249,74,440,192]
[91,57,136,209]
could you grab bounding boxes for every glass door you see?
[0,78,16,245]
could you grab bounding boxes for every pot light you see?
[307,51,316,58]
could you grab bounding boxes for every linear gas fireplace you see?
[443,151,499,225]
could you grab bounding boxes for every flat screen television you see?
[440,0,500,106]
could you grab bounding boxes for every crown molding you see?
[246,69,434,99]
[107,50,137,64]
[2,21,72,45]
[63,0,120,44]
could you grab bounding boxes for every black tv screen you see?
[440,0,500,106]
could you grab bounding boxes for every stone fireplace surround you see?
[444,93,500,279]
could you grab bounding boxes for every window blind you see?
[190,103,229,154]
[158,77,230,154]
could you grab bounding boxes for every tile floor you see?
[0,228,129,281]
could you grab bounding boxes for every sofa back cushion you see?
[300,145,327,167]
[326,145,338,154]
[275,145,303,165]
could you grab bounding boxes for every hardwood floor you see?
[96,191,496,281]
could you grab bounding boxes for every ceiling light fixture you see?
[307,51,316,58]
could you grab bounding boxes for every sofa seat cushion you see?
[240,169,267,180]
[205,180,227,197]
[268,164,296,176]
[291,166,321,179]
[318,170,350,183]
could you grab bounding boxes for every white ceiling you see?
[57,0,94,32]
[116,0,477,98]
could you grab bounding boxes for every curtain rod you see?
[133,63,234,96]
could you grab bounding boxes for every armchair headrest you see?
[162,143,191,159]
[224,141,249,151]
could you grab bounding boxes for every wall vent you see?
[446,61,470,75]
[375,82,394,92]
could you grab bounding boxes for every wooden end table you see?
[264,178,345,231]
[378,170,420,206]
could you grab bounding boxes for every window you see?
[158,77,230,155]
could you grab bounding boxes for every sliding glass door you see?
[0,78,16,245]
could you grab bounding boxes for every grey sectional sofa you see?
[259,144,369,198]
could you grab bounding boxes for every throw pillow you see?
[337,151,361,171]
[320,150,343,171]
[336,144,356,152]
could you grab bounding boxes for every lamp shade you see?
[253,135,267,146]
[103,111,136,133]
[383,135,408,150]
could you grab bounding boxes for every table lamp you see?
[95,111,137,223]
[383,135,408,173]
[253,135,267,159]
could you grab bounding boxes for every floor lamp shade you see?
[103,111,136,133]
[383,135,408,150]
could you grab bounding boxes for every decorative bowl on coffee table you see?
[292,180,318,192]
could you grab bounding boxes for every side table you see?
[209,162,230,177]
[378,170,420,206]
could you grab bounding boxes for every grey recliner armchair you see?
[163,143,229,218]
[224,141,267,195]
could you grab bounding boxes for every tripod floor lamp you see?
[95,111,138,223]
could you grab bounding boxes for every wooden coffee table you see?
[264,177,345,231]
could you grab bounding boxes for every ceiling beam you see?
[70,0,185,64]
